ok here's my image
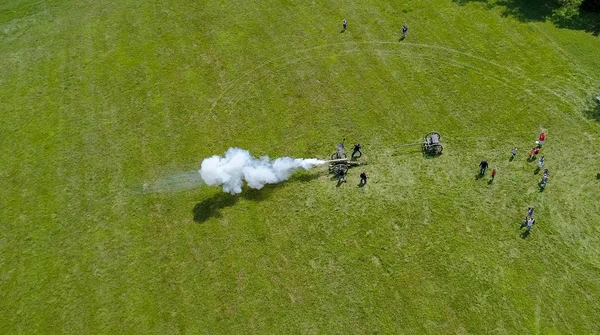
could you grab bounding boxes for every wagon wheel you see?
[426,131,441,141]
[331,152,347,160]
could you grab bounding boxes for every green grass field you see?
[2,0,600,333]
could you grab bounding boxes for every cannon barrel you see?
[324,158,349,163]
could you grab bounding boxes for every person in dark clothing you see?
[359,172,367,185]
[402,25,408,38]
[479,160,489,175]
[338,169,347,183]
[342,19,347,31]
[352,143,362,158]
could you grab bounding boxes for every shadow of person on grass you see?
[192,173,319,223]
[520,230,531,239]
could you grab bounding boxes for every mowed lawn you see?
[1,0,600,333]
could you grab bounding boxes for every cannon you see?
[326,158,364,175]
[394,131,443,155]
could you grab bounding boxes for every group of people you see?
[533,132,549,188]
[480,132,549,187]
[520,133,549,234]
[336,169,368,186]
[334,141,367,186]
[342,19,408,38]
[520,207,536,233]
[480,132,550,235]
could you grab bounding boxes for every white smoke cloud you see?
[199,148,325,194]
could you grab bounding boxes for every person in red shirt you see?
[538,132,546,147]
[491,169,497,179]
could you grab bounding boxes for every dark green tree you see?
[581,0,600,12]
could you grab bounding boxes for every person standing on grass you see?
[541,175,548,186]
[359,172,367,185]
[342,19,347,31]
[479,160,489,175]
[527,207,535,217]
[338,169,347,183]
[511,147,518,159]
[538,155,545,169]
[530,147,540,160]
[524,217,535,231]
[402,25,408,38]
[491,169,497,180]
[538,132,546,147]
[352,143,363,158]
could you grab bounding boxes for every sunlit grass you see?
[1,0,599,333]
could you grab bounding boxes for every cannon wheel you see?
[351,151,362,159]
[332,164,349,175]
[331,152,347,160]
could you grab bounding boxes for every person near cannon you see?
[352,143,362,158]
[359,172,367,185]
[338,169,347,183]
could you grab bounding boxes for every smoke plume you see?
[199,148,325,194]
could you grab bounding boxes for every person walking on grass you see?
[523,217,535,232]
[342,19,347,31]
[529,147,540,160]
[491,169,497,180]
[540,174,549,189]
[402,25,408,38]
[538,155,545,169]
[527,207,535,217]
[352,143,363,158]
[359,172,367,185]
[538,132,546,147]
[511,147,518,159]
[479,160,489,175]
